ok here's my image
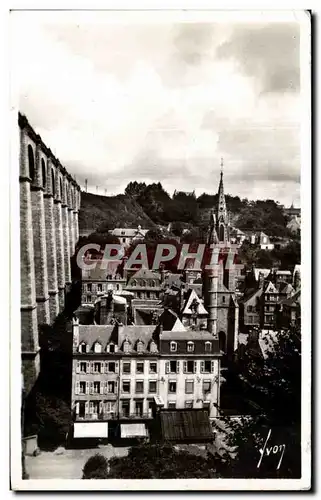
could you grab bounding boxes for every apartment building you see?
[71,318,221,438]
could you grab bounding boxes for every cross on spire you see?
[220,157,224,176]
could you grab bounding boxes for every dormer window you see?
[187,341,194,353]
[151,280,156,287]
[123,339,130,354]
[137,340,144,354]
[108,343,116,353]
[205,341,212,353]
[131,280,137,286]
[150,340,158,353]
[93,342,102,353]
[79,342,88,354]
[170,341,177,352]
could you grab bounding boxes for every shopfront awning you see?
[74,422,108,439]
[120,423,148,439]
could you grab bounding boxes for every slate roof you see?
[76,324,159,352]
[161,330,216,341]
[82,260,123,281]
[160,410,213,442]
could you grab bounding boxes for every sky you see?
[11,11,303,206]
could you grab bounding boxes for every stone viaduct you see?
[19,113,81,394]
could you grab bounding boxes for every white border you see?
[9,7,311,492]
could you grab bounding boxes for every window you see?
[205,342,212,353]
[203,402,210,411]
[87,284,92,292]
[166,360,179,374]
[80,362,87,373]
[93,343,102,354]
[41,159,46,188]
[51,169,55,195]
[136,362,144,374]
[149,381,157,393]
[27,145,35,181]
[94,362,101,373]
[247,305,253,312]
[93,381,100,394]
[185,380,194,394]
[146,292,150,299]
[151,280,156,287]
[187,341,194,352]
[91,401,99,415]
[168,381,177,393]
[87,295,92,303]
[79,381,86,394]
[150,341,158,353]
[135,381,144,394]
[122,362,131,374]
[137,341,144,354]
[168,402,176,409]
[185,401,193,409]
[122,238,126,243]
[109,344,115,353]
[149,362,157,374]
[201,360,212,373]
[97,284,102,292]
[203,380,211,393]
[222,296,226,303]
[135,400,144,417]
[121,400,130,417]
[107,362,116,373]
[184,360,195,374]
[80,343,87,353]
[122,381,131,393]
[123,340,130,354]
[170,341,177,352]
[107,381,116,394]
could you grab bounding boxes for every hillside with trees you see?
[79,182,296,240]
[78,192,156,235]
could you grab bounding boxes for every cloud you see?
[216,23,300,93]
[11,13,301,207]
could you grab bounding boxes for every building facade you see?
[19,113,80,393]
[71,319,222,431]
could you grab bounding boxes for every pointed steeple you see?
[216,158,229,243]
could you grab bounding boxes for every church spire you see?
[216,158,229,242]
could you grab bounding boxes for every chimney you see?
[72,316,79,349]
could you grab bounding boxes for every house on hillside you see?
[109,225,148,247]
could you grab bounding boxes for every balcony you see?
[75,411,153,422]
[119,412,153,420]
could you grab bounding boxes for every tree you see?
[125,181,147,199]
[83,454,109,479]
[84,443,219,479]
[218,327,301,478]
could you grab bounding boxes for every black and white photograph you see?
[9,8,311,490]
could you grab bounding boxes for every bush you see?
[82,453,108,479]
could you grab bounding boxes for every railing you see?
[119,412,153,420]
[75,411,153,421]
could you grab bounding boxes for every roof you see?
[280,289,301,307]
[181,289,208,316]
[82,260,123,280]
[241,287,262,304]
[278,282,295,295]
[161,330,216,341]
[253,268,271,281]
[160,410,213,442]
[77,324,159,352]
[127,268,161,283]
[276,270,291,275]
[110,227,148,237]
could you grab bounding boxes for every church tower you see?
[204,158,239,357]
[216,158,230,244]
